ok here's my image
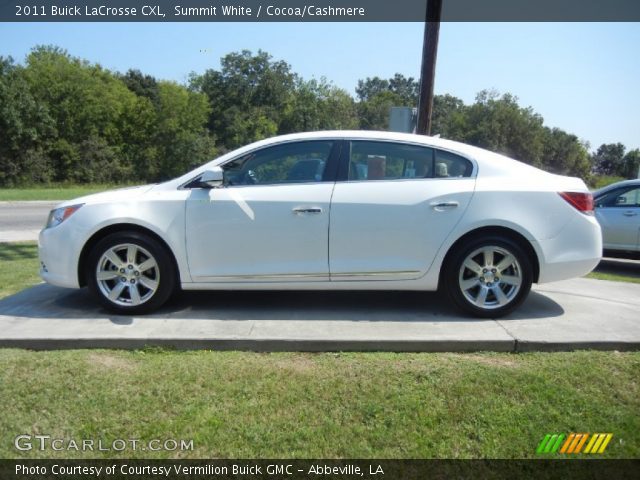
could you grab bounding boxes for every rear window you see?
[434,149,474,178]
[348,141,473,181]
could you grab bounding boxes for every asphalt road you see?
[0,201,57,242]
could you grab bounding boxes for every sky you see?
[0,22,638,150]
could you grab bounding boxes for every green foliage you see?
[590,175,627,189]
[358,91,405,130]
[463,91,546,167]
[191,49,296,150]
[281,78,358,133]
[431,93,467,139]
[590,144,638,181]
[0,47,636,186]
[0,55,55,185]
[154,81,215,180]
[593,143,626,176]
[120,68,160,104]
[621,149,640,179]
[541,128,592,178]
[0,46,215,186]
[356,73,418,104]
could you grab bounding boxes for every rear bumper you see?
[537,213,602,283]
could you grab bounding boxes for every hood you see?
[56,184,155,208]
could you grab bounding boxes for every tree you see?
[463,90,546,167]
[431,94,466,139]
[121,69,160,104]
[0,56,55,185]
[388,73,419,105]
[357,91,404,130]
[542,128,592,178]
[280,78,358,133]
[355,76,389,102]
[0,45,216,185]
[154,81,215,180]
[621,149,640,179]
[1,49,637,188]
[356,74,418,105]
[592,143,626,176]
[191,50,297,149]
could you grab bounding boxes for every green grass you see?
[0,242,41,298]
[0,184,133,201]
[0,244,638,459]
[589,175,626,190]
[587,258,640,284]
[587,271,640,284]
[0,349,637,459]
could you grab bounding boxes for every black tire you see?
[86,231,176,314]
[443,236,533,318]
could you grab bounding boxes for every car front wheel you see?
[86,232,176,314]
[444,236,533,318]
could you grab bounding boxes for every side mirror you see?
[197,167,224,189]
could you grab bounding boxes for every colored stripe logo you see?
[536,433,613,454]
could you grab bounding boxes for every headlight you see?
[45,204,84,229]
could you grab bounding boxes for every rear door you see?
[328,140,476,281]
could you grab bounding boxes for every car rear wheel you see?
[443,236,533,318]
[86,232,176,314]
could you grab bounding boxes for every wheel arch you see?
[439,226,540,286]
[77,223,181,287]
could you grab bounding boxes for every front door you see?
[186,140,339,281]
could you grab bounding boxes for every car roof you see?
[254,130,484,157]
[211,130,535,170]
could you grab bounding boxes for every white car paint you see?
[38,130,602,314]
[329,178,476,281]
[186,183,334,280]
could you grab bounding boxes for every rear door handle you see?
[623,211,638,217]
[430,201,459,209]
[292,207,322,214]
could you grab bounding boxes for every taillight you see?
[559,192,594,215]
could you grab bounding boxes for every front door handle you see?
[292,207,323,214]
[623,211,638,217]
[430,201,459,209]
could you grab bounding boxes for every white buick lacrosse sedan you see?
[39,131,602,317]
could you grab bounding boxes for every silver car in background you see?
[594,179,640,258]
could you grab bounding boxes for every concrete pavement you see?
[0,277,638,352]
[0,201,57,242]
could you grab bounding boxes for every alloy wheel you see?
[95,243,160,307]
[458,245,523,310]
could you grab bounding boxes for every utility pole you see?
[416,0,443,136]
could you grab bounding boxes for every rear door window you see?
[347,141,473,181]
[348,141,434,181]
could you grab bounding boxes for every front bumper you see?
[39,226,82,289]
